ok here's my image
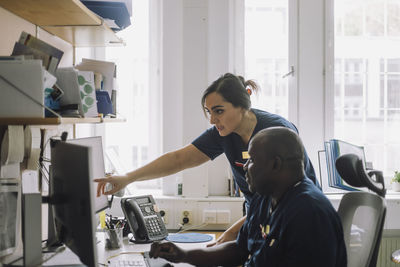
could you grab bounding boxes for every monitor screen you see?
[67,136,109,213]
[50,140,98,267]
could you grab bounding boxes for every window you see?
[245,0,289,118]
[332,0,400,184]
[104,0,161,193]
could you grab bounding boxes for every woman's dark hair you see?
[201,73,259,113]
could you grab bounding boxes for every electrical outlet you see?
[203,209,217,224]
[180,210,193,225]
[216,210,231,224]
[159,209,169,224]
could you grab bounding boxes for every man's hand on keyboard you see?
[149,241,186,263]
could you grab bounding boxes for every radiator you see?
[377,234,400,267]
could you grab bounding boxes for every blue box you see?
[96,90,113,116]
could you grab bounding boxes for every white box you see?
[56,68,98,118]
[0,60,44,118]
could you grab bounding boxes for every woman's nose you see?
[210,114,217,124]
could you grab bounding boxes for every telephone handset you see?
[121,195,168,243]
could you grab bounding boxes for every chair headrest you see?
[335,153,386,197]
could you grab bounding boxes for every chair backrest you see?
[337,192,386,267]
[335,154,387,267]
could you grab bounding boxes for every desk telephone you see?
[121,195,168,243]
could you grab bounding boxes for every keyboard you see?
[110,259,146,266]
[107,252,173,267]
[107,253,146,267]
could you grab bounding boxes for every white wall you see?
[161,0,235,197]
[296,0,326,176]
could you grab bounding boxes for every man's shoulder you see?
[287,180,337,218]
[294,180,330,204]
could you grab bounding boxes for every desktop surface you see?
[97,232,215,267]
[35,231,216,266]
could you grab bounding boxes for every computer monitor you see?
[67,136,109,213]
[50,140,98,267]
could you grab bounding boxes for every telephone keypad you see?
[145,216,164,237]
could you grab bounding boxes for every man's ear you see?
[272,156,282,171]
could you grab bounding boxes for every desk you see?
[42,232,216,266]
[98,232,215,267]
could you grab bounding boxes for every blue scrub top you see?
[237,178,347,267]
[192,108,318,204]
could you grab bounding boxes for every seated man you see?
[150,127,347,266]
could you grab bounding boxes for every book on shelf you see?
[14,31,64,74]
[11,42,54,72]
[320,139,367,193]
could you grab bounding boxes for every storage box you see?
[0,60,44,118]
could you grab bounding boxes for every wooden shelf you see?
[0,117,125,126]
[0,0,124,46]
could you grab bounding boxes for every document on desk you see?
[42,246,84,266]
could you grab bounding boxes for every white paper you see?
[43,69,57,89]
[21,170,39,193]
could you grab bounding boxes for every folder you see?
[320,139,368,193]
[0,60,44,118]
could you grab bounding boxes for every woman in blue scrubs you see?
[95,73,317,245]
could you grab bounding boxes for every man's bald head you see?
[245,127,305,196]
[251,127,305,166]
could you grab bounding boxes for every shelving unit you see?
[0,2,128,265]
[0,0,124,46]
[0,0,126,125]
[0,117,125,126]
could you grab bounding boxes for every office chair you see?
[335,153,386,267]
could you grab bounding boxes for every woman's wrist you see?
[124,173,138,183]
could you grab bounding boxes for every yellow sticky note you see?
[242,151,249,159]
[99,210,106,229]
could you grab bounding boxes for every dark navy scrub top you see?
[192,108,318,205]
[236,178,347,267]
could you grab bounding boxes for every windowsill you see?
[324,190,400,201]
